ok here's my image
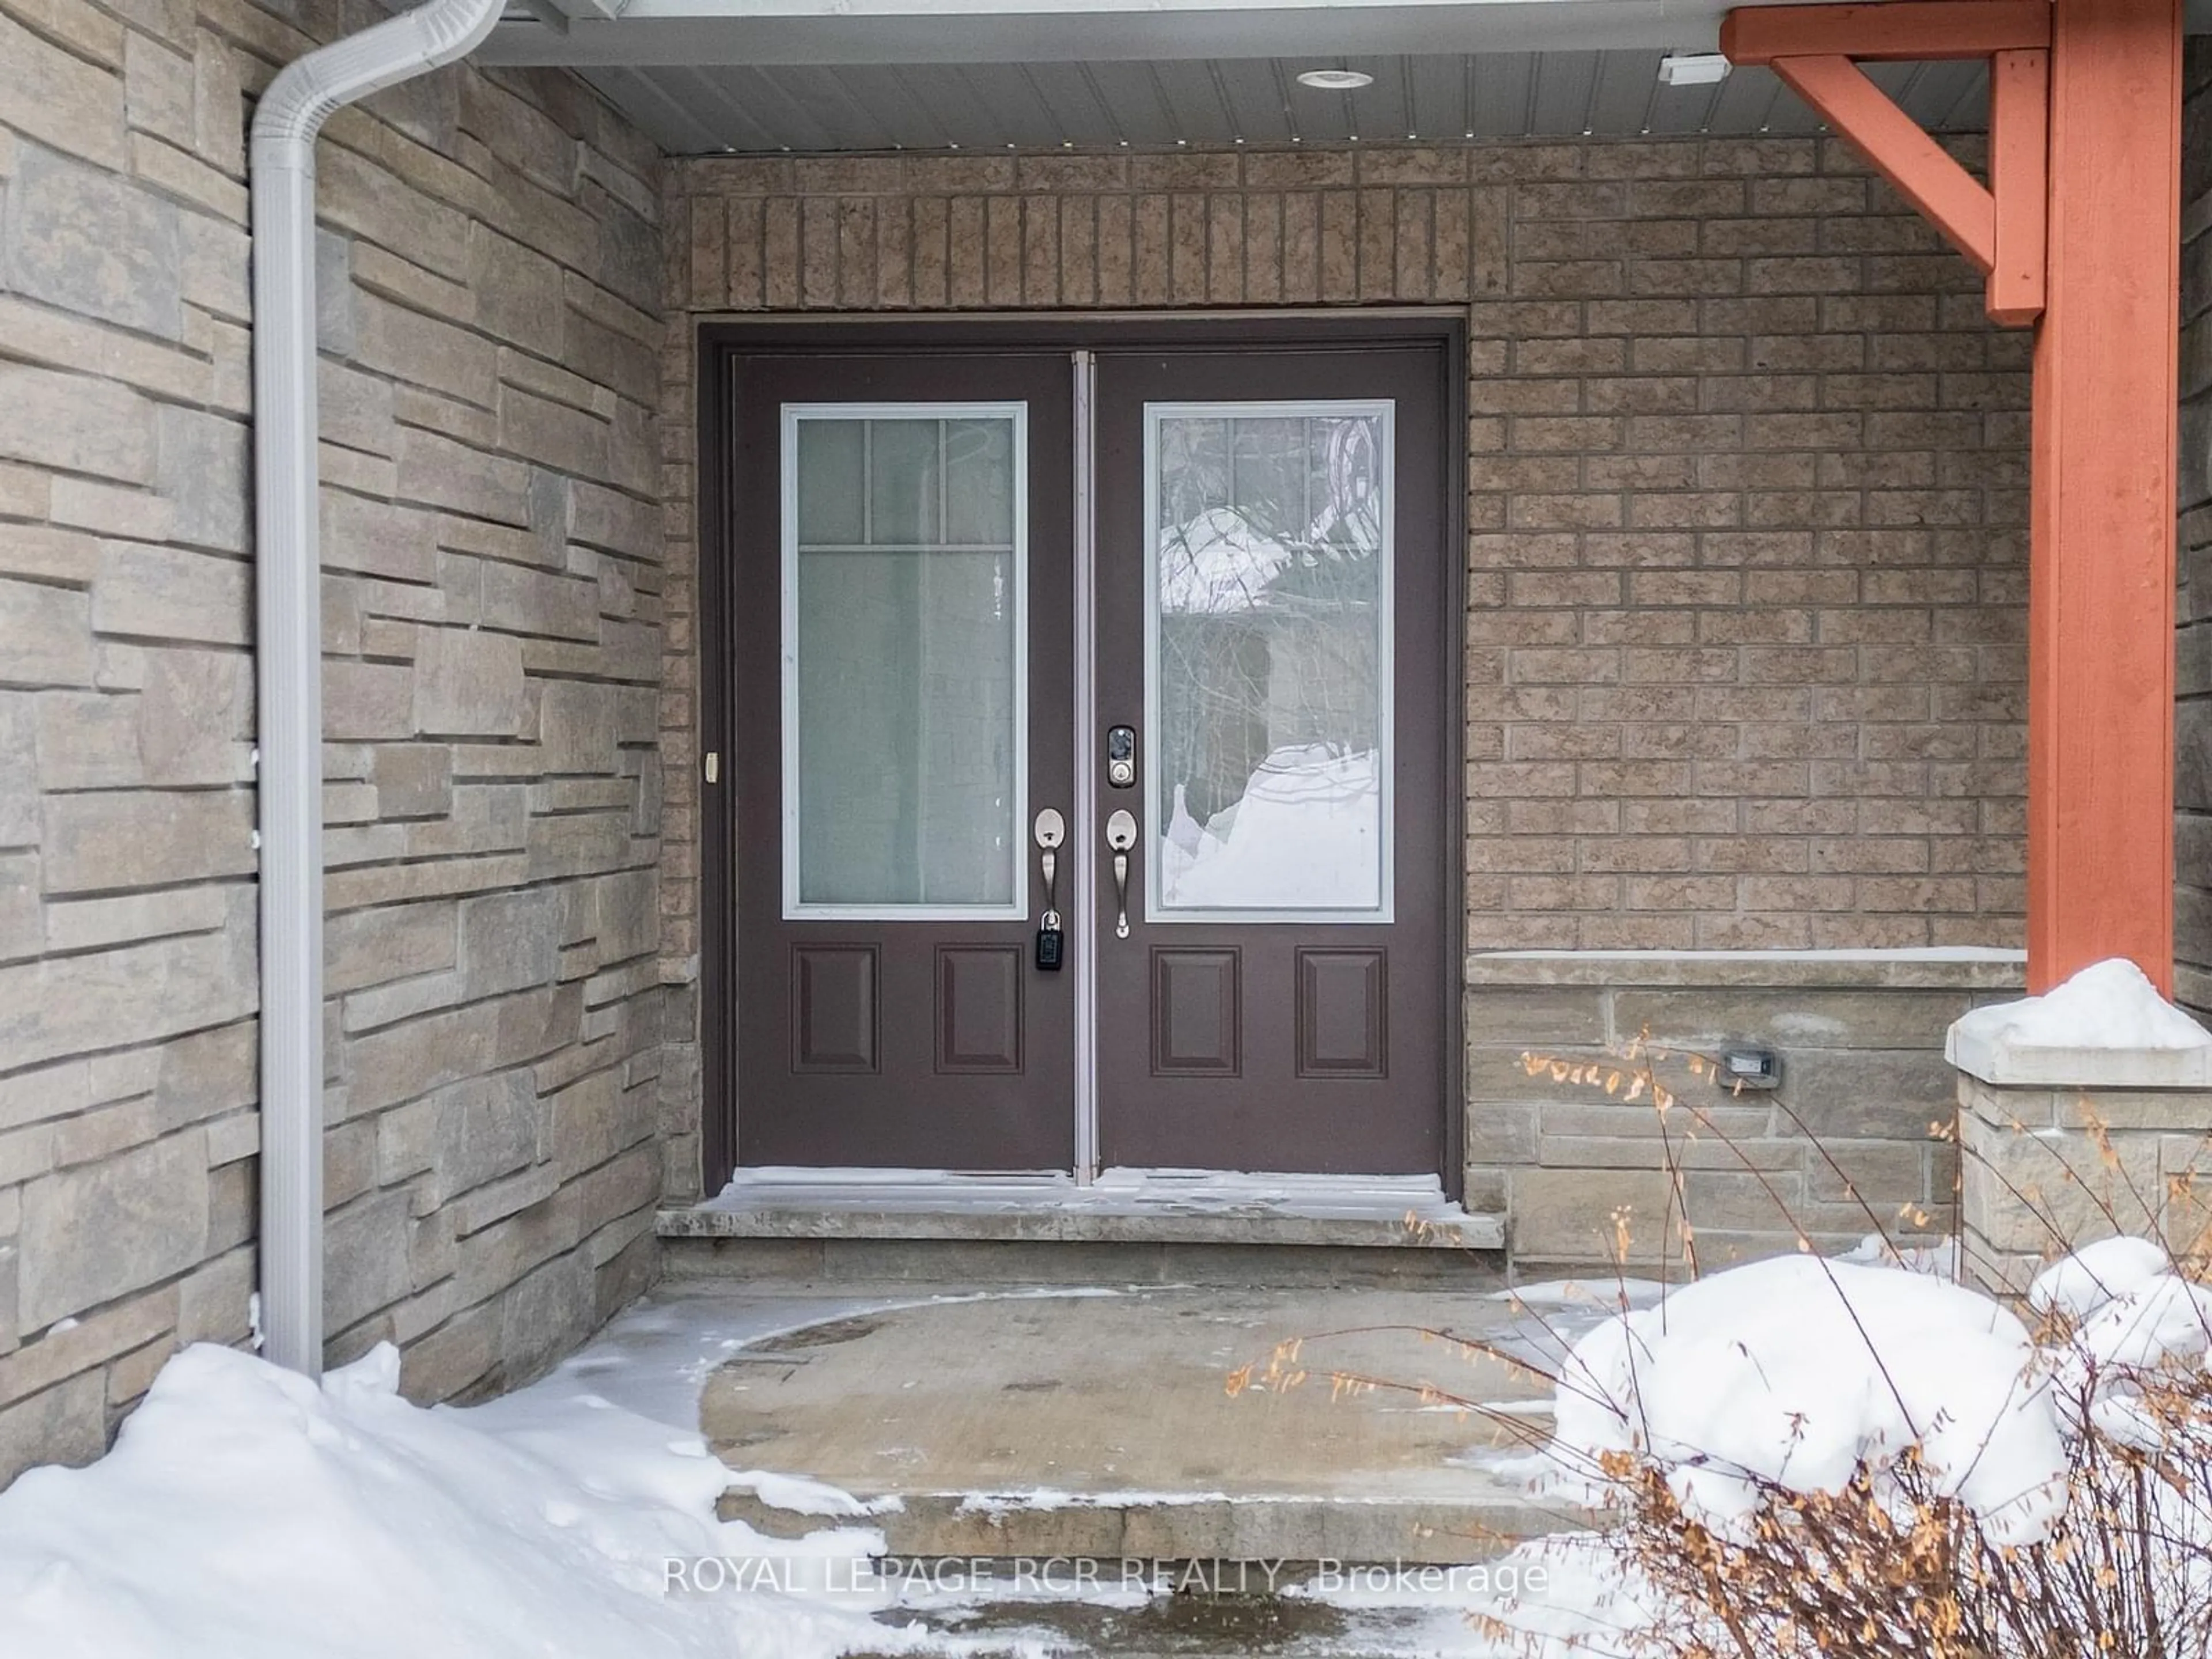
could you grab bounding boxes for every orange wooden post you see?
[1725,0,2179,992]
[2028,0,2183,993]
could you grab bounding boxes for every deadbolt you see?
[1106,725,1136,789]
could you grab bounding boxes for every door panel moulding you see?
[1722,1,2050,325]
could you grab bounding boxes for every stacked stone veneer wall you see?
[2180,36,2212,1017]
[1467,955,2026,1270]
[0,0,666,1482]
[656,137,2033,1198]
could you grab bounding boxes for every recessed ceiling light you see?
[1297,67,1373,91]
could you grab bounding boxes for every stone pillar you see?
[1949,986,2212,1296]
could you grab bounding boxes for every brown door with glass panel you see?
[1092,346,1450,1175]
[728,352,1074,1171]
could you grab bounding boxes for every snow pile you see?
[1159,745,1380,910]
[1836,1231,1960,1277]
[1473,1239,2212,1656]
[2031,1237,2212,1449]
[1951,957,2212,1054]
[0,1342,933,1659]
[2029,1233,2178,1320]
[1547,1254,2071,1545]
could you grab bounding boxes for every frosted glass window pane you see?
[789,410,1023,912]
[867,420,940,547]
[796,420,863,545]
[945,419,1016,544]
[1150,405,1389,916]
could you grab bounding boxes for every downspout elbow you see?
[252,0,505,159]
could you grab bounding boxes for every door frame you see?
[696,310,1468,1199]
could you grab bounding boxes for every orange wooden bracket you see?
[1720,3,2051,325]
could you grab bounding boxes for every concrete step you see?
[724,1484,1563,1563]
[663,1171,1503,1249]
[670,1235,1508,1289]
[846,1593,1529,1659]
[660,1171,1507,1291]
[701,1286,1583,1570]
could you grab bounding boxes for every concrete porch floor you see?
[694,1285,1584,1565]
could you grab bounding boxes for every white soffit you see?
[490,1,1783,66]
[544,52,1992,156]
[475,0,2212,157]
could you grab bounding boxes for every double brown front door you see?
[719,328,1453,1183]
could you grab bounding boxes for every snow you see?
[1160,745,1381,910]
[725,1469,904,1519]
[1465,1237,2212,1656]
[6,1228,2205,1659]
[1952,956,2212,1053]
[1835,1230,1959,1277]
[2028,1234,2176,1319]
[1543,1253,2071,1546]
[1487,1280,1668,1312]
[0,1341,939,1659]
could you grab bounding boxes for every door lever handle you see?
[1105,809,1138,940]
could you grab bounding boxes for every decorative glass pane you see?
[1148,403,1391,917]
[787,407,1025,914]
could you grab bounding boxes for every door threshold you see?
[659,1166,1504,1250]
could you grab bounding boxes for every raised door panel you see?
[791,944,878,1073]
[1296,948,1387,1079]
[1150,947,1241,1077]
[937,945,1024,1073]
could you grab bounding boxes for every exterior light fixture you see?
[1296,67,1373,91]
[1658,53,1732,86]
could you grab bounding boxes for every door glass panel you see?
[1145,401,1393,921]
[783,404,1028,918]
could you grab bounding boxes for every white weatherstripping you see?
[250,0,503,1378]
[778,401,1031,923]
[1071,351,1100,1184]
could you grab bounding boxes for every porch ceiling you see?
[554,51,1992,157]
[478,0,2212,158]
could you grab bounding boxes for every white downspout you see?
[249,0,503,1377]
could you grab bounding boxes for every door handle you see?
[1033,809,1067,971]
[1034,808,1065,916]
[1105,808,1138,940]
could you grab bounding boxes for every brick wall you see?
[0,0,666,1482]
[656,137,2031,1196]
[2180,36,2212,1016]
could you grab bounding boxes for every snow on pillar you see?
[1948,960,2212,1294]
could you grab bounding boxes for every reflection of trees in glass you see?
[1156,415,1382,829]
